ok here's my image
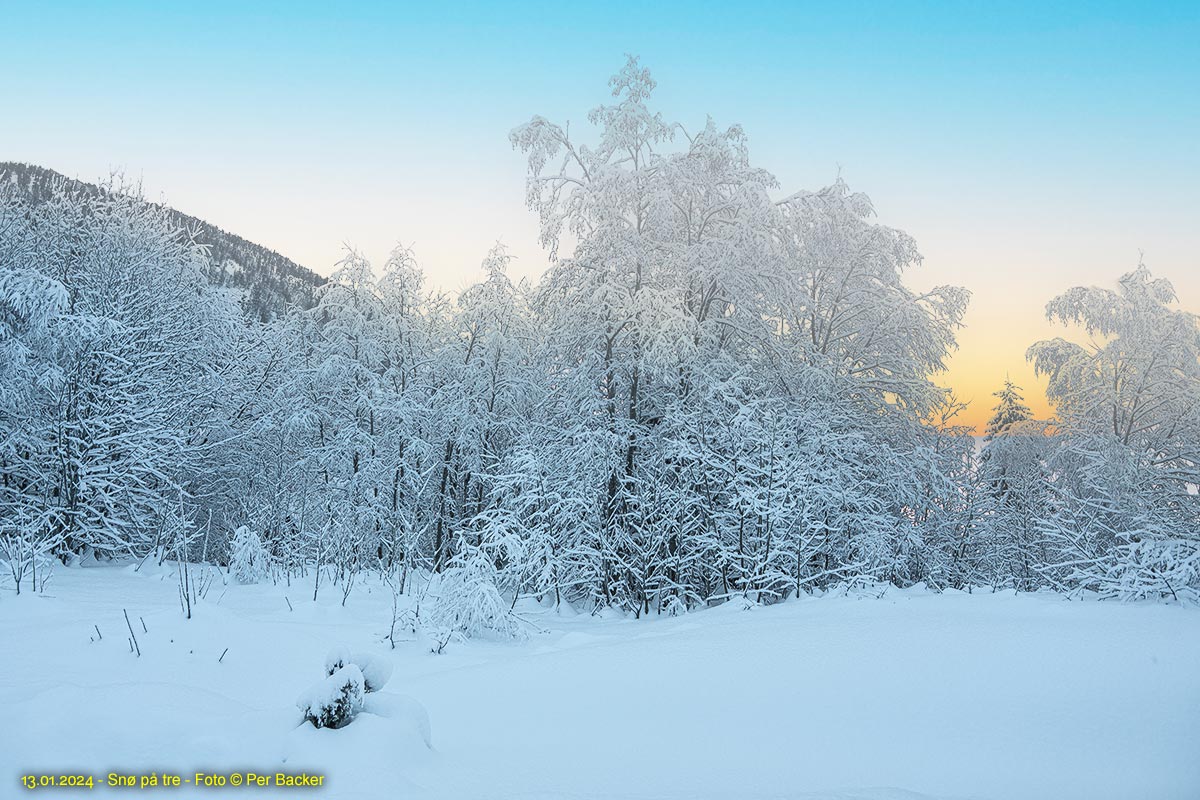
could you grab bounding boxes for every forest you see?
[2,59,1198,620]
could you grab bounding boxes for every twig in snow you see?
[430,629,452,655]
[218,647,229,663]
[285,595,293,612]
[509,610,549,636]
[124,609,141,657]
[94,624,103,641]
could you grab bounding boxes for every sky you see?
[2,0,1197,431]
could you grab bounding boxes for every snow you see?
[322,645,393,691]
[323,644,352,675]
[352,650,394,693]
[1,563,1198,799]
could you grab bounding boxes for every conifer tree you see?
[984,378,1033,441]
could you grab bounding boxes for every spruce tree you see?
[984,378,1033,441]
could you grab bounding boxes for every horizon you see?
[3,0,1197,431]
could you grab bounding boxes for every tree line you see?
[2,59,1196,607]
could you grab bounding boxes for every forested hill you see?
[0,162,324,321]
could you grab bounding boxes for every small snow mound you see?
[725,594,757,612]
[297,664,364,729]
[555,631,599,649]
[513,596,545,615]
[362,693,432,748]
[593,605,626,620]
[351,650,393,693]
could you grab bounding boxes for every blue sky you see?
[2,0,1197,427]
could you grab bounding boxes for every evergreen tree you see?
[984,378,1033,441]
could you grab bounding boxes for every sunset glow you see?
[3,1,1196,431]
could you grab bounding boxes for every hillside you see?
[0,162,324,321]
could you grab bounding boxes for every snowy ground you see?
[2,563,1198,800]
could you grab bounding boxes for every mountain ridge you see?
[0,161,325,321]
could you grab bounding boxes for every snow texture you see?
[323,645,351,676]
[1,564,1197,800]
[324,645,391,691]
[352,650,393,693]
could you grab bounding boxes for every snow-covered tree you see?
[7,59,1191,616]
[0,175,241,564]
[984,378,1033,441]
[1028,263,1200,602]
[428,542,528,640]
[509,56,968,608]
[229,526,273,584]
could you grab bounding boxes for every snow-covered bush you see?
[324,646,392,692]
[297,664,364,729]
[0,523,58,596]
[660,594,688,617]
[229,526,272,584]
[427,545,527,641]
[1101,537,1200,605]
